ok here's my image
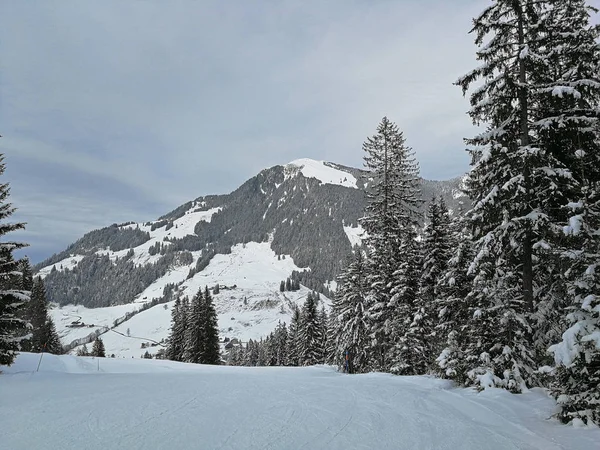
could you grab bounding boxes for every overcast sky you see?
[2,0,486,263]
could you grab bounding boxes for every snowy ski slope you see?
[2,353,598,450]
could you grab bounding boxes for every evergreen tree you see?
[388,228,426,375]
[359,117,422,371]
[184,289,204,363]
[550,189,600,425]
[534,1,600,424]
[201,286,220,365]
[298,292,323,366]
[331,250,371,372]
[18,257,33,292]
[166,297,187,362]
[286,306,301,366]
[0,155,29,367]
[272,321,289,366]
[417,197,452,369]
[28,277,62,354]
[92,336,105,357]
[454,0,590,391]
[529,0,600,374]
[227,343,243,366]
[318,306,328,364]
[434,204,474,383]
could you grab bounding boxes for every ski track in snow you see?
[2,354,598,450]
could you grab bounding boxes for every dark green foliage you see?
[287,306,301,366]
[27,277,62,354]
[91,336,105,357]
[166,297,188,362]
[182,287,220,365]
[330,250,370,373]
[201,287,221,365]
[43,253,176,307]
[0,155,29,367]
[360,117,422,371]
[298,292,325,366]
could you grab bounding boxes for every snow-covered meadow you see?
[2,353,598,450]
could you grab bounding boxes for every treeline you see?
[227,291,328,367]
[42,251,179,307]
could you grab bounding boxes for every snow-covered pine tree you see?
[227,343,243,366]
[360,117,422,371]
[184,289,204,363]
[550,190,600,425]
[527,0,600,372]
[298,292,323,366]
[318,306,328,364]
[455,0,583,392]
[91,336,105,357]
[244,339,259,367]
[201,286,220,365]
[272,321,288,366]
[331,250,371,372]
[29,277,62,354]
[545,0,600,424]
[388,227,426,375]
[434,203,475,383]
[418,197,451,368]
[286,306,301,366]
[166,296,187,362]
[0,154,29,367]
[18,257,33,292]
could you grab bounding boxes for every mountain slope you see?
[36,159,468,352]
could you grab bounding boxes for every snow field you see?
[286,159,358,189]
[2,353,598,450]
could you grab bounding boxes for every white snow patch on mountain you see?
[3,353,598,450]
[343,224,366,248]
[286,158,357,189]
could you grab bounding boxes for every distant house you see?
[224,338,240,350]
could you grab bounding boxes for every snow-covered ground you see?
[2,353,597,450]
[49,242,327,358]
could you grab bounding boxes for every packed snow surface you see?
[287,158,357,188]
[2,353,597,450]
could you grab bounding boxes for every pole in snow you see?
[36,342,47,372]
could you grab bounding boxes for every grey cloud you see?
[2,0,486,261]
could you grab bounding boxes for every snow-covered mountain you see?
[36,159,467,357]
